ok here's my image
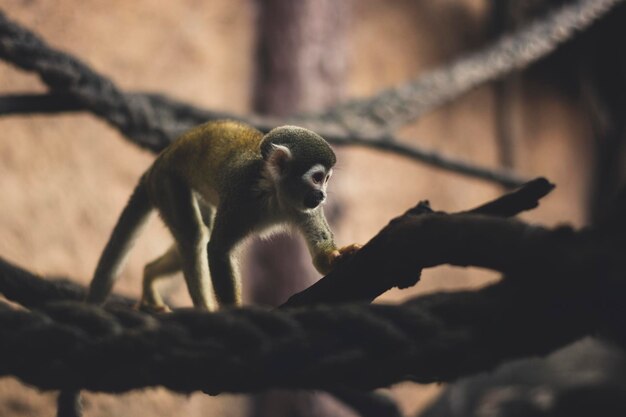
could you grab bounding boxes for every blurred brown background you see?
[0,0,604,416]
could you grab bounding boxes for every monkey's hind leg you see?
[153,174,216,311]
[140,200,216,312]
[140,244,181,312]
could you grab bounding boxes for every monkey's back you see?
[148,120,264,205]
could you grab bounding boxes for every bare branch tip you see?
[406,200,433,216]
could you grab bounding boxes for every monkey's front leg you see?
[206,209,244,307]
[300,208,361,275]
[314,243,362,274]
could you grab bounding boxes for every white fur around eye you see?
[303,164,326,185]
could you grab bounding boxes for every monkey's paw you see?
[336,243,362,258]
[314,244,361,274]
[137,301,172,314]
[333,243,362,263]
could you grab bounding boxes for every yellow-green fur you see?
[151,121,263,204]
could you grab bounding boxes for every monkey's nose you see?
[304,190,325,208]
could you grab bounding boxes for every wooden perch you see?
[283,177,554,307]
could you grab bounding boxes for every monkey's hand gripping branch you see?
[314,243,363,275]
[285,177,555,307]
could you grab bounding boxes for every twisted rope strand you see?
[0,12,529,186]
[0,277,606,394]
[322,0,624,133]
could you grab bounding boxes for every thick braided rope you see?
[2,0,623,140]
[1,2,623,185]
[322,0,625,133]
[0,11,529,187]
[0,9,526,188]
[0,11,173,149]
[0,277,605,394]
[0,9,526,187]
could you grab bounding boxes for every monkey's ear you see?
[265,144,293,180]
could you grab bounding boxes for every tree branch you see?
[283,177,556,307]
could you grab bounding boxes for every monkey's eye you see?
[312,171,325,184]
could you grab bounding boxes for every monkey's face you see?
[260,127,336,212]
[300,164,332,209]
[279,162,333,212]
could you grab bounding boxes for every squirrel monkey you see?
[87,120,360,311]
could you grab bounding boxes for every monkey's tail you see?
[59,181,151,416]
[86,178,153,304]
[57,389,82,417]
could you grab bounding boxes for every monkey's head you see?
[261,126,336,211]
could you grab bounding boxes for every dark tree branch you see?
[464,177,555,217]
[283,178,555,307]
